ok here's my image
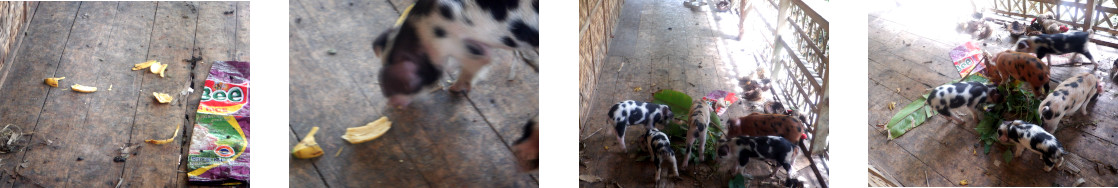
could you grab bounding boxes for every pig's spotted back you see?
[374,0,540,97]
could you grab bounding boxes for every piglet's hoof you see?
[449,83,472,94]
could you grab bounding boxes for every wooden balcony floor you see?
[868,0,1118,186]
[579,0,829,187]
[0,2,247,187]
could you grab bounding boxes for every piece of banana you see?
[145,124,180,145]
[44,77,65,87]
[153,92,173,103]
[292,126,324,159]
[342,117,392,144]
[71,84,97,93]
[133,60,158,70]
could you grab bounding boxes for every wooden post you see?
[769,0,791,80]
[811,73,828,155]
[1084,0,1096,30]
[737,0,754,40]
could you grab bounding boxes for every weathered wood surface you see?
[869,0,1118,186]
[0,2,247,187]
[287,0,539,187]
[578,0,828,187]
[0,1,31,72]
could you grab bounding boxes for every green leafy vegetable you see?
[651,89,726,166]
[885,74,988,139]
[729,174,748,188]
[885,94,936,139]
[1003,149,1013,163]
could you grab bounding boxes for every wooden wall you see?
[579,0,623,123]
[0,1,30,72]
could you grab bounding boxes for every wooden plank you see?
[0,1,80,185]
[194,2,237,62]
[457,52,540,150]
[288,129,327,187]
[288,0,433,187]
[120,2,199,187]
[867,119,955,187]
[868,165,902,187]
[11,2,152,187]
[234,1,248,61]
[382,94,539,187]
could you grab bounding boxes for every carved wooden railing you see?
[993,0,1118,46]
[753,0,829,187]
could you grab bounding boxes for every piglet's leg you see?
[1080,101,1091,116]
[682,136,695,168]
[654,156,663,182]
[969,108,982,124]
[698,131,708,162]
[767,161,779,179]
[449,41,493,93]
[1014,144,1026,157]
[615,122,628,150]
[667,153,680,178]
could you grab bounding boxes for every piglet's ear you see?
[373,28,396,58]
[1015,41,1028,50]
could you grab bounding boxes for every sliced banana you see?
[342,117,392,144]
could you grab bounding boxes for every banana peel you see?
[292,126,324,159]
[44,77,65,87]
[150,63,168,77]
[145,124,180,145]
[153,92,173,103]
[133,60,158,70]
[342,117,392,144]
[71,84,97,93]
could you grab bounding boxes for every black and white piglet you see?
[642,127,679,182]
[607,100,674,150]
[717,136,799,187]
[1016,31,1095,66]
[998,120,1067,172]
[926,82,1002,126]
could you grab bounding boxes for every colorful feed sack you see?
[187,61,250,185]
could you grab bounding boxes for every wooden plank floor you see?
[286,0,539,187]
[868,0,1118,186]
[578,0,828,187]
[0,1,247,187]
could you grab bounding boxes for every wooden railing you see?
[992,0,1118,46]
[753,0,829,187]
[760,0,827,150]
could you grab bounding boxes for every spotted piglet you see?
[717,136,800,187]
[998,120,1067,172]
[1038,72,1100,132]
[607,100,674,150]
[925,82,1002,126]
[1015,31,1095,66]
[985,50,1051,97]
[725,113,807,143]
[643,127,679,182]
[681,101,712,168]
[373,0,540,107]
